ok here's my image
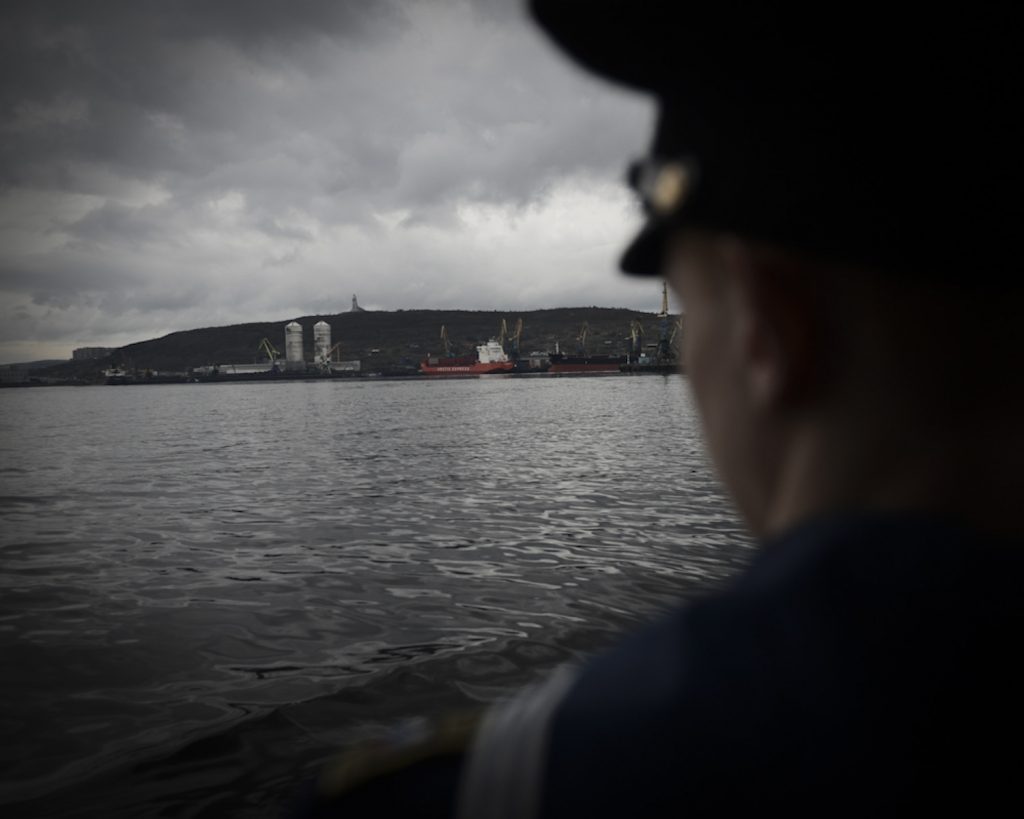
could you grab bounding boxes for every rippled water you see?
[0,376,752,816]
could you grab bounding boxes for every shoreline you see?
[1,370,682,389]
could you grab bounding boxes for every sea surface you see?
[0,375,753,816]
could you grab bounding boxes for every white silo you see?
[285,322,304,369]
[313,321,332,365]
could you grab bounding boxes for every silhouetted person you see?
[296,3,1023,816]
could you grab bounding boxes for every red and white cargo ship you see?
[419,339,516,375]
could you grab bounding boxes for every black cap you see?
[531,2,1020,279]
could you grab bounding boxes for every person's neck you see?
[760,408,1024,540]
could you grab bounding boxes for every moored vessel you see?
[547,353,627,373]
[419,339,515,375]
[104,367,131,385]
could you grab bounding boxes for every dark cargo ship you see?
[547,353,628,373]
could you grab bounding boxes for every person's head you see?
[661,225,1020,535]
[532,2,1022,535]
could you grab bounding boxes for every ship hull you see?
[419,361,516,375]
[621,362,679,374]
[547,354,627,373]
[419,341,515,375]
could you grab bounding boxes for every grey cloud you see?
[60,200,170,244]
[0,0,398,185]
[2,0,648,202]
[1,256,139,303]
[0,0,656,363]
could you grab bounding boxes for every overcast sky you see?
[0,0,666,364]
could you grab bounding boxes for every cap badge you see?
[629,158,696,218]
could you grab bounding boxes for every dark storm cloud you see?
[0,0,395,187]
[2,0,642,202]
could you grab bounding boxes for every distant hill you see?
[43,307,682,380]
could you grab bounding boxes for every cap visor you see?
[620,222,668,277]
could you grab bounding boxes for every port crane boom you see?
[576,322,589,356]
[656,282,676,363]
[510,318,523,359]
[257,337,281,362]
[315,341,345,370]
[500,318,524,358]
[629,320,645,362]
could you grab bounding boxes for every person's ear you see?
[721,238,822,410]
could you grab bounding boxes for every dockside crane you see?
[509,318,523,359]
[629,320,645,362]
[576,322,589,356]
[256,337,282,372]
[440,325,452,357]
[656,282,676,363]
[257,337,281,362]
[500,317,523,358]
[499,318,509,351]
[316,341,344,370]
